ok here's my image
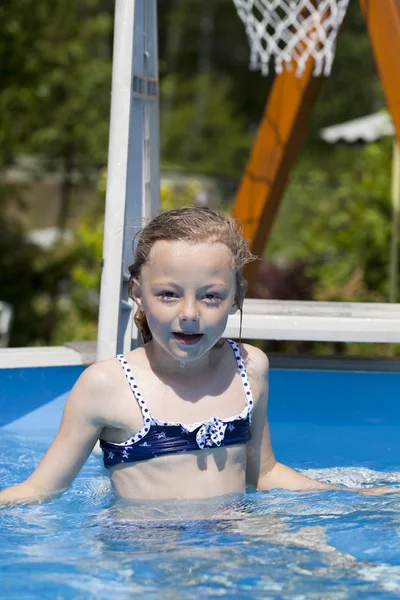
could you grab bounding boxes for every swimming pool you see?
[1,355,400,598]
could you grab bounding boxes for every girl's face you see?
[132,240,237,365]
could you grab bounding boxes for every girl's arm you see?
[245,347,336,492]
[244,345,398,495]
[0,363,109,507]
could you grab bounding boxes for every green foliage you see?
[161,73,252,176]
[268,137,393,303]
[1,0,398,355]
[0,0,112,171]
[0,0,112,345]
[47,220,103,345]
[0,0,110,345]
[1,217,103,347]
[26,2,112,170]
[308,1,384,143]
[265,136,400,356]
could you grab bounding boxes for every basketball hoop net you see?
[232,0,351,77]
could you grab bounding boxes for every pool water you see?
[1,429,400,599]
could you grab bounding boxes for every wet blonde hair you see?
[128,207,256,344]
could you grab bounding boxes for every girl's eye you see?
[203,294,221,305]
[158,292,178,302]
[157,292,222,305]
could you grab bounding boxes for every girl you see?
[0,207,396,506]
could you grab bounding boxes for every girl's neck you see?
[144,339,222,378]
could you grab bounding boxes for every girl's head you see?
[129,207,254,343]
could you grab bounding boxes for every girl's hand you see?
[353,485,400,496]
[0,362,108,507]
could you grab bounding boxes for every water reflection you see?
[1,433,400,598]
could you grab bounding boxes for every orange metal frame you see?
[233,0,400,289]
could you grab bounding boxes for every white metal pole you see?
[120,0,159,355]
[97,1,159,361]
[97,0,136,362]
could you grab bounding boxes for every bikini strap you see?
[116,342,254,426]
[116,354,153,422]
[226,339,255,421]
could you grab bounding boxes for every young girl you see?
[0,207,396,506]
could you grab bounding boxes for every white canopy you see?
[320,111,394,144]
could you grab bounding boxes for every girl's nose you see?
[180,301,199,322]
[180,313,199,322]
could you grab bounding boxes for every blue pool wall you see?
[0,365,85,428]
[1,353,400,429]
[1,348,400,471]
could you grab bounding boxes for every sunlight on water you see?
[1,432,400,599]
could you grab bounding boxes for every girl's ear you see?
[130,278,143,309]
[229,302,238,315]
[232,274,246,315]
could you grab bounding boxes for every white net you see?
[233,0,351,77]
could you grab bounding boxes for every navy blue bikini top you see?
[99,340,254,468]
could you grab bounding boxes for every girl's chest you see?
[102,370,252,443]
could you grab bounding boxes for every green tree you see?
[268,139,393,302]
[1,0,395,350]
[161,72,252,177]
[0,0,112,346]
[0,0,113,229]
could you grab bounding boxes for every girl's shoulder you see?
[85,346,146,381]
[75,356,124,399]
[236,342,269,397]
[238,342,269,374]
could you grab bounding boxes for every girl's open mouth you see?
[172,333,204,345]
